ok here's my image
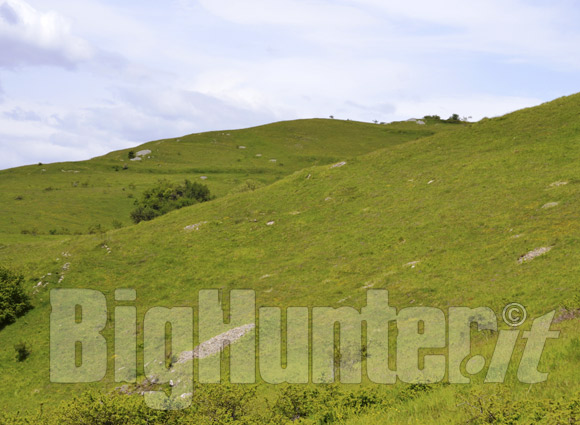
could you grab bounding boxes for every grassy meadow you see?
[0,95,580,423]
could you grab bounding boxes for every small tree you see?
[128,151,135,159]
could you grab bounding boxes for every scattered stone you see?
[184,221,208,231]
[266,221,275,226]
[118,385,131,394]
[136,149,151,157]
[427,179,435,184]
[264,287,273,293]
[200,176,207,180]
[177,324,255,362]
[518,246,552,264]
[130,157,142,161]
[550,181,568,187]
[255,154,262,157]
[416,120,426,125]
[404,260,420,268]
[330,161,347,169]
[269,159,277,162]
[542,202,559,209]
[288,211,300,215]
[260,274,271,279]
[61,169,80,173]
[306,174,311,179]
[238,145,246,149]
[324,197,332,201]
[554,308,580,324]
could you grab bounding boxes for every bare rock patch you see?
[518,246,552,264]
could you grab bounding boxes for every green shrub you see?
[130,179,212,223]
[52,392,174,425]
[190,384,260,422]
[397,383,433,401]
[14,341,30,362]
[0,266,32,329]
[446,113,461,123]
[272,384,383,423]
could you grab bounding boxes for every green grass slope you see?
[0,119,448,236]
[1,94,580,423]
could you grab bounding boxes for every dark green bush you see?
[0,266,32,329]
[14,341,30,362]
[130,179,212,224]
[446,113,461,123]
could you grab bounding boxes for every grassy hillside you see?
[0,95,579,423]
[0,119,449,236]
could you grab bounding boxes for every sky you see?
[0,0,579,169]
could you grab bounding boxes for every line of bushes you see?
[1,384,579,424]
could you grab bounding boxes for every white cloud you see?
[0,0,578,170]
[0,80,278,169]
[0,0,93,68]
[0,133,105,168]
[350,0,580,69]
